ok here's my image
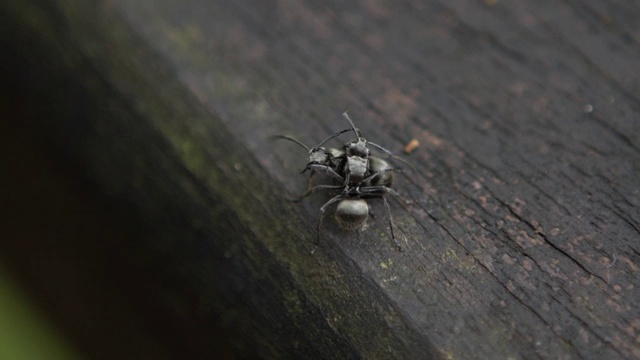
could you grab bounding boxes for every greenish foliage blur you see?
[0,266,80,360]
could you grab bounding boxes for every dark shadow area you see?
[0,46,242,360]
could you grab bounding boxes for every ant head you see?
[308,147,328,164]
[335,199,369,230]
[342,111,370,157]
[346,138,370,157]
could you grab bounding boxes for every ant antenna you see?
[314,128,354,149]
[342,111,362,138]
[270,135,310,151]
[368,141,417,172]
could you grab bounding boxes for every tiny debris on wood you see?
[404,139,419,154]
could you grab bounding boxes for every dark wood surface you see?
[1,0,639,359]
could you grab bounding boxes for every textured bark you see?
[1,0,639,359]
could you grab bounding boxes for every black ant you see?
[273,112,409,251]
[270,128,352,189]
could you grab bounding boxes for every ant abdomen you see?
[335,199,369,230]
[368,157,394,187]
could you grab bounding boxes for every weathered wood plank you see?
[1,0,639,358]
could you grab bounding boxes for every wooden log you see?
[1,0,638,358]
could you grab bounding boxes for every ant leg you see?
[360,185,401,198]
[311,212,324,255]
[305,170,318,191]
[361,168,394,186]
[313,194,344,252]
[382,196,402,251]
[359,186,403,250]
[288,184,343,202]
[319,194,345,212]
[362,170,382,184]
[308,164,344,182]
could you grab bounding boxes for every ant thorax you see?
[326,148,345,169]
[346,155,369,185]
[307,147,330,167]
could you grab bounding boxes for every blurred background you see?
[0,63,247,358]
[0,82,164,359]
